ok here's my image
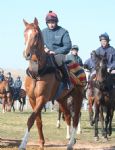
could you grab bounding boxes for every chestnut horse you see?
[19,18,84,150]
[0,78,12,113]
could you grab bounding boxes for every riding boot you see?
[59,64,73,90]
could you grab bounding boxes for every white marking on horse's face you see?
[100,61,103,67]
[24,29,33,57]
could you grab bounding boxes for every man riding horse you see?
[42,10,72,89]
[0,69,5,82]
[84,33,115,95]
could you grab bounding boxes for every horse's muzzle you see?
[23,51,32,60]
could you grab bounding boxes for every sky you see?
[0,0,115,70]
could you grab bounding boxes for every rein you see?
[26,54,57,80]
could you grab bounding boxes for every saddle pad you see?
[67,62,86,86]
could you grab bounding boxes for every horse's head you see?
[23,18,44,61]
[95,53,108,81]
[96,53,108,70]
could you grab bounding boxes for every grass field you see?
[0,107,115,149]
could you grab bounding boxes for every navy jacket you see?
[14,80,22,89]
[96,45,115,69]
[84,57,96,72]
[42,26,72,55]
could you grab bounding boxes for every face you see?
[47,21,57,30]
[71,49,78,56]
[23,18,39,60]
[100,39,109,48]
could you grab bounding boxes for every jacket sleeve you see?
[79,58,83,66]
[55,31,72,55]
[84,59,91,69]
[109,52,115,69]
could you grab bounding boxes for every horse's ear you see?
[34,17,38,26]
[23,19,28,26]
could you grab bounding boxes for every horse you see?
[87,53,115,141]
[0,78,12,113]
[19,18,85,150]
[11,88,26,112]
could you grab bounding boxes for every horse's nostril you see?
[27,53,30,57]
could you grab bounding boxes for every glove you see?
[84,64,89,69]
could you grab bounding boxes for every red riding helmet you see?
[46,11,58,23]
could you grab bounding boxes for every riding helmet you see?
[99,32,110,42]
[46,11,58,23]
[71,45,79,51]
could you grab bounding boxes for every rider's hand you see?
[44,47,50,53]
[49,51,55,55]
[107,68,111,73]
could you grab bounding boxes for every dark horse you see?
[19,18,84,150]
[12,88,26,112]
[88,52,115,141]
[0,78,12,113]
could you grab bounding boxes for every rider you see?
[6,72,14,95]
[6,72,14,88]
[0,69,5,82]
[66,45,83,66]
[14,76,22,98]
[84,50,96,77]
[84,50,97,95]
[96,32,115,72]
[42,10,72,89]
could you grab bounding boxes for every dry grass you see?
[0,107,115,149]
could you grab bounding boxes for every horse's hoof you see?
[67,145,73,150]
[56,124,60,128]
[18,148,26,150]
[102,137,108,142]
[39,148,44,150]
[94,136,99,141]
[73,138,76,144]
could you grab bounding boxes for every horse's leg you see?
[36,113,45,147]
[6,93,12,111]
[67,93,83,150]
[56,107,62,128]
[2,96,6,113]
[94,103,99,141]
[19,99,22,112]
[57,100,71,140]
[99,105,105,137]
[22,98,25,112]
[11,99,15,112]
[108,108,114,136]
[77,112,82,134]
[88,96,94,126]
[104,105,113,140]
[19,97,44,150]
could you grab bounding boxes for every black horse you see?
[91,52,115,141]
[11,88,26,112]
